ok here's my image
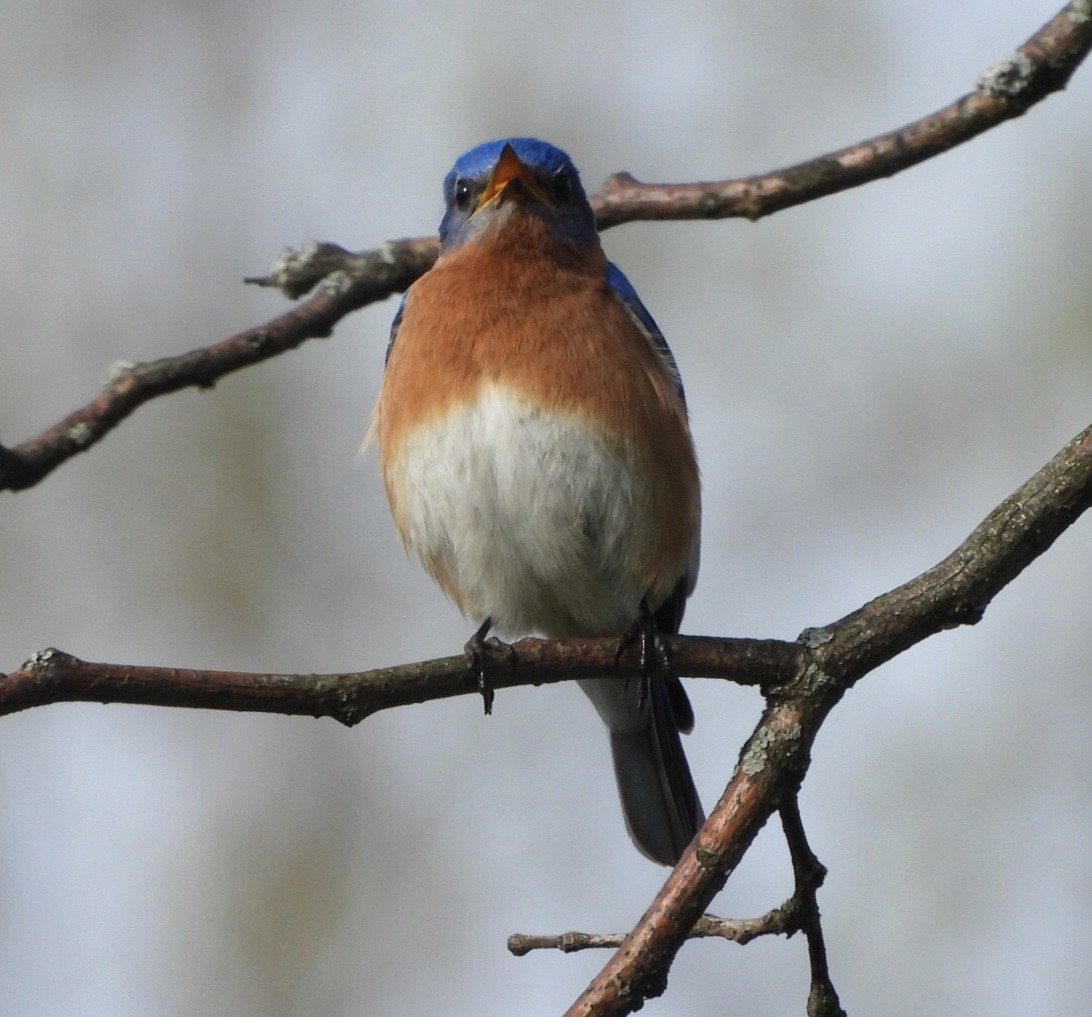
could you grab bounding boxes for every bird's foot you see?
[464,617,514,715]
[615,600,673,710]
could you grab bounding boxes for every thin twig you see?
[779,798,846,1017]
[507,908,799,956]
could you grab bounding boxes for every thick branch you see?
[508,801,846,1017]
[2,1,1088,493]
[561,424,1091,1016]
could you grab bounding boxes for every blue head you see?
[438,138,599,253]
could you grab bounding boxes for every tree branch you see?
[0,637,790,722]
[779,798,845,1017]
[506,802,836,966]
[2,413,1088,1014]
[0,238,438,493]
[560,423,1091,1016]
[3,7,1090,1014]
[591,0,1092,227]
[507,906,800,956]
[1,1,1087,494]
[5,423,1087,722]
[0,344,1086,1017]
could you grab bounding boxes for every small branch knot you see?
[977,51,1036,97]
[21,647,77,673]
[102,360,137,386]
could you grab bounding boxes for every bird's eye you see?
[553,169,573,203]
[453,178,474,211]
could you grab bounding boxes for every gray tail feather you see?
[609,679,704,866]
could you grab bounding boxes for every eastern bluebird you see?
[371,138,703,865]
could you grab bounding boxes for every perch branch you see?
[0,637,790,723]
[4,423,1087,722]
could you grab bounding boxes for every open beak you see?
[474,143,553,211]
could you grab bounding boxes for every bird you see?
[370,137,703,865]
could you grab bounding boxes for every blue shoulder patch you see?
[603,262,686,403]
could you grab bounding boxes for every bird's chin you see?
[496,177,544,208]
[478,195,537,230]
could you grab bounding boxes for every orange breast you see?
[373,215,700,605]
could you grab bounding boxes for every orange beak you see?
[474,143,553,211]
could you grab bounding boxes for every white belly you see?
[386,385,661,637]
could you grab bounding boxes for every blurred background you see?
[2,2,1089,1014]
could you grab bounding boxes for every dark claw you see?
[464,617,515,715]
[616,600,673,710]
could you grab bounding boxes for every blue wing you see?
[603,261,699,618]
[384,294,407,365]
[603,261,686,404]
